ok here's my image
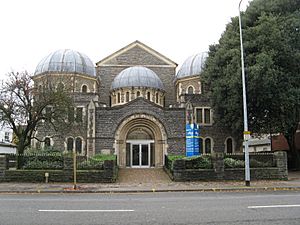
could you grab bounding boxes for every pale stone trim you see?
[203,136,214,153]
[194,107,213,126]
[224,136,235,153]
[187,85,195,94]
[114,114,167,168]
[111,87,164,107]
[81,84,89,93]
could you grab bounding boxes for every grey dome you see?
[176,52,208,79]
[34,49,96,76]
[111,66,164,90]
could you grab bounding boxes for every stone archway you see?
[114,114,167,168]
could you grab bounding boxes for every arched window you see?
[147,92,151,100]
[226,138,233,153]
[126,92,130,102]
[75,137,82,154]
[82,85,87,93]
[44,137,51,147]
[155,93,159,103]
[117,93,121,103]
[199,138,203,154]
[67,137,74,151]
[38,85,42,92]
[187,86,194,94]
[137,91,140,97]
[205,138,212,154]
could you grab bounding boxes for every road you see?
[0,191,300,225]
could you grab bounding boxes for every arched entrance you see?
[114,114,167,168]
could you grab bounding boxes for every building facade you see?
[32,41,237,168]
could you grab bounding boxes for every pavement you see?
[1,169,300,194]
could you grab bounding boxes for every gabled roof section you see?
[96,40,177,67]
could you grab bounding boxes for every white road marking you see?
[248,204,300,209]
[39,209,135,212]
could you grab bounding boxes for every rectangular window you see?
[195,108,212,125]
[196,109,203,124]
[204,108,211,124]
[76,107,83,123]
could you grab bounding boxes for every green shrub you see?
[21,147,64,170]
[167,155,185,161]
[250,159,273,168]
[167,155,212,170]
[77,160,103,170]
[224,158,273,168]
[24,147,62,155]
[184,155,212,169]
[77,154,115,170]
[90,154,116,161]
[23,160,63,170]
[224,158,244,168]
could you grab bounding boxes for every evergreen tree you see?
[203,0,300,168]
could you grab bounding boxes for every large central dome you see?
[34,49,96,76]
[111,66,164,90]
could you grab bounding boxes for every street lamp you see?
[238,0,251,186]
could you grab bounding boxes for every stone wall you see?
[0,155,117,183]
[166,151,288,181]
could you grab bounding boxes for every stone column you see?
[274,151,288,180]
[87,100,96,157]
[212,152,224,179]
[63,156,73,182]
[172,159,186,181]
[130,89,135,100]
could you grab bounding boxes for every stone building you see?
[32,41,237,168]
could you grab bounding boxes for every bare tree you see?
[0,71,73,168]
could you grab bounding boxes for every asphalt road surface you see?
[0,191,300,225]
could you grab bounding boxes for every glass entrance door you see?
[141,144,149,166]
[131,143,150,168]
[132,144,140,166]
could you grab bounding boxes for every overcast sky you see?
[0,0,251,79]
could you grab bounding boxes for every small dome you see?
[111,66,164,90]
[34,49,96,76]
[176,52,208,79]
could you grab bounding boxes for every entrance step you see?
[118,168,171,184]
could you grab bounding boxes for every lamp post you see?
[238,0,251,186]
[73,150,77,189]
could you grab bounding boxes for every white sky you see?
[0,0,251,79]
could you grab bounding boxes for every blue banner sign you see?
[186,123,200,157]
